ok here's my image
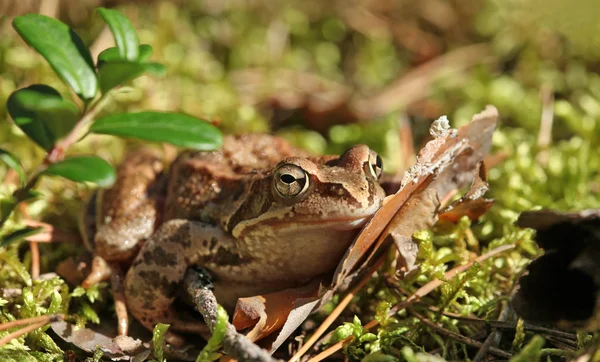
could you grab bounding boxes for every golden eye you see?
[273,164,310,198]
[368,150,383,179]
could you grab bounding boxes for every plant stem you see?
[0,93,111,229]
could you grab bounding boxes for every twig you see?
[388,244,515,317]
[110,264,129,336]
[536,84,554,165]
[545,336,578,350]
[428,307,578,341]
[289,255,387,362]
[0,314,63,347]
[473,302,513,362]
[472,331,497,362]
[306,244,515,362]
[20,206,40,279]
[184,270,281,362]
[30,241,40,279]
[0,314,62,332]
[409,309,512,359]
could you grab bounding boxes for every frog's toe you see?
[82,255,111,288]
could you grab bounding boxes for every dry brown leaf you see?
[51,321,148,361]
[333,105,499,286]
[231,106,499,352]
[232,279,322,343]
[438,162,494,222]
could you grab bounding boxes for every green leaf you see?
[97,60,166,94]
[511,335,545,362]
[152,323,170,362]
[97,44,153,66]
[0,197,17,221]
[97,8,139,61]
[8,85,56,150]
[138,44,154,62]
[196,306,228,362]
[43,156,116,187]
[80,301,100,324]
[12,14,97,100]
[0,226,43,248]
[0,148,26,186]
[7,85,80,147]
[91,112,223,150]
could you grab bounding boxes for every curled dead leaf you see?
[438,162,494,222]
[51,321,148,361]
[512,208,600,331]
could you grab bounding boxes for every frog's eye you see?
[367,150,383,179]
[274,164,309,198]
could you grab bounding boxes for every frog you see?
[82,134,386,344]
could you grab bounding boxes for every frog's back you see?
[163,134,308,223]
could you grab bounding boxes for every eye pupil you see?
[280,174,296,184]
[367,152,383,179]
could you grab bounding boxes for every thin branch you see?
[0,314,62,332]
[0,314,63,347]
[47,93,111,164]
[409,309,512,359]
[431,310,577,341]
[30,241,40,279]
[473,301,513,362]
[184,270,281,362]
[387,244,515,317]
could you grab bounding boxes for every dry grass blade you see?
[289,255,387,362]
[0,314,63,347]
[306,244,514,362]
[354,44,495,120]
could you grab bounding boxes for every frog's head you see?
[229,145,386,237]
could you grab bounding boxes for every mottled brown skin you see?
[88,134,386,339]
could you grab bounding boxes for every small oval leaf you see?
[138,44,154,62]
[8,85,80,144]
[0,148,26,186]
[8,85,59,150]
[91,112,223,150]
[97,44,153,66]
[43,156,116,187]
[97,61,166,94]
[97,8,139,61]
[12,14,97,100]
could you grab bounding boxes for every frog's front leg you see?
[124,219,238,343]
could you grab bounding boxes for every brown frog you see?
[82,134,386,343]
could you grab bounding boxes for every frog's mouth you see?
[259,213,376,231]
